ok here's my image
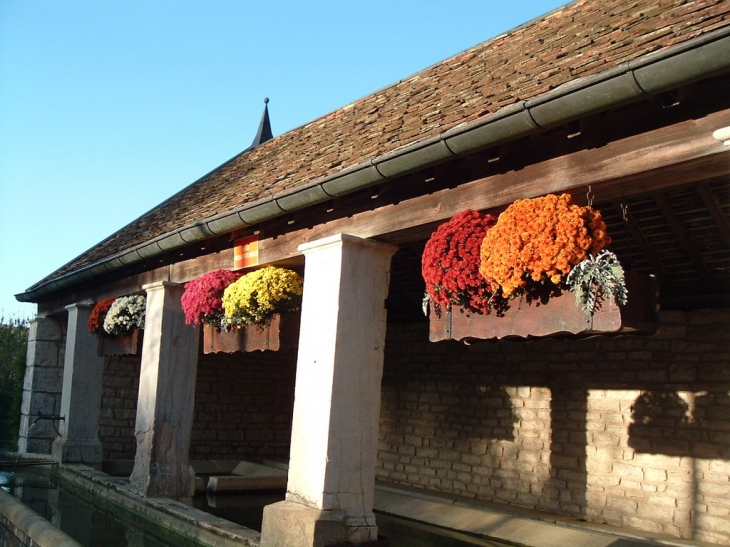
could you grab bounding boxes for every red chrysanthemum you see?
[422,209,498,314]
[181,269,242,326]
[87,297,117,335]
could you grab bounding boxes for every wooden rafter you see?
[653,192,718,290]
[612,201,673,289]
[698,183,730,248]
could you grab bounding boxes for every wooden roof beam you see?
[653,191,719,290]
[613,201,674,290]
[698,182,730,248]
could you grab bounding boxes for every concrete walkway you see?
[374,483,718,547]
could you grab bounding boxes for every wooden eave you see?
[32,78,730,318]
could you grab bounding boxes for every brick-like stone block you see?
[612,462,644,479]
[37,339,66,367]
[623,515,664,534]
[658,311,687,325]
[20,391,58,416]
[24,438,52,454]
[644,468,668,482]
[637,501,675,521]
[688,309,730,325]
[23,365,64,392]
[29,317,64,341]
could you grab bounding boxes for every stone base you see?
[261,500,379,547]
[129,461,196,501]
[51,438,102,467]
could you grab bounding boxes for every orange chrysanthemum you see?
[87,297,117,335]
[479,194,610,298]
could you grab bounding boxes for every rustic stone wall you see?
[17,317,66,454]
[377,309,730,545]
[189,347,297,462]
[99,356,141,460]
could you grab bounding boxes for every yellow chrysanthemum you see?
[222,266,303,327]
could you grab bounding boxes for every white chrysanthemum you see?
[103,295,146,335]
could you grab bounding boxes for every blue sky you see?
[0,0,567,319]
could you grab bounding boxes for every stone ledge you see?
[374,482,719,547]
[0,489,82,547]
[57,464,260,547]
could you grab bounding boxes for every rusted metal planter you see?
[202,313,300,353]
[97,329,143,356]
[429,273,658,342]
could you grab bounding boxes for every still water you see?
[2,465,508,547]
[1,465,200,547]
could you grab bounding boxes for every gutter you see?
[16,25,730,303]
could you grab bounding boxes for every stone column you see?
[18,316,65,455]
[52,302,104,466]
[130,282,200,500]
[261,234,396,547]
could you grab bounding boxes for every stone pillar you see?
[130,282,200,500]
[52,302,104,466]
[261,234,396,547]
[18,316,65,455]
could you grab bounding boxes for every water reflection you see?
[194,488,283,531]
[1,467,198,547]
[3,467,512,547]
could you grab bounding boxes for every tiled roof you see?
[32,0,730,289]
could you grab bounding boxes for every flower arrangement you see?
[421,209,498,314]
[102,295,146,336]
[479,193,611,298]
[181,269,242,327]
[87,297,117,335]
[222,266,303,328]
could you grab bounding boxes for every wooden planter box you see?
[429,273,658,342]
[97,329,143,356]
[202,313,300,354]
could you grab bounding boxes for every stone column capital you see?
[298,233,397,258]
[64,300,95,312]
[142,280,185,292]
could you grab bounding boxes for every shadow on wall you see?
[548,387,588,517]
[377,379,518,473]
[439,385,518,443]
[628,390,730,458]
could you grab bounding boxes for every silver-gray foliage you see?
[566,250,628,317]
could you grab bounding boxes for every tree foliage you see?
[0,314,29,450]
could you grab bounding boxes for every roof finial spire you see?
[245,98,273,152]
